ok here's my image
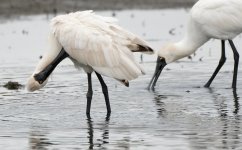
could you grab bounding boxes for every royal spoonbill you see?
[148,0,241,90]
[27,11,154,115]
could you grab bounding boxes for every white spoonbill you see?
[27,11,154,115]
[148,0,241,90]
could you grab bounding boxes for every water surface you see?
[0,9,242,150]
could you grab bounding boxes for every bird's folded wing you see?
[191,0,242,37]
[50,11,152,80]
[51,11,153,68]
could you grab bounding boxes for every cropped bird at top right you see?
[148,0,241,90]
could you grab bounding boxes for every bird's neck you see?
[170,31,209,63]
[166,17,210,63]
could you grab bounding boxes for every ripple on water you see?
[0,9,242,150]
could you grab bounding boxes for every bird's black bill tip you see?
[147,56,167,91]
[33,64,53,84]
[34,73,45,84]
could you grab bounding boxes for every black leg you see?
[95,72,111,114]
[86,73,93,115]
[229,40,240,89]
[204,40,226,88]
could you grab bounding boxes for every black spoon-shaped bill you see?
[147,56,167,91]
[34,48,69,84]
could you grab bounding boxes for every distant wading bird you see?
[27,11,154,115]
[148,0,241,90]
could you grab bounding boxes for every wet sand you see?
[0,0,197,17]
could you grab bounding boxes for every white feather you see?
[27,11,153,91]
[158,0,242,64]
[191,0,242,39]
[51,11,150,77]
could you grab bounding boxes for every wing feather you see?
[191,0,242,39]
[50,11,152,80]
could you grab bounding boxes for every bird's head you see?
[26,72,49,92]
[147,43,177,90]
[157,43,177,64]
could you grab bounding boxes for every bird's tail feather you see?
[133,44,154,54]
[128,43,154,54]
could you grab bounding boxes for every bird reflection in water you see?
[209,88,240,149]
[209,88,240,115]
[152,91,167,118]
[232,89,240,114]
[86,113,110,149]
[87,116,94,149]
[29,130,54,150]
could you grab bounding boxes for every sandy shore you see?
[0,0,197,17]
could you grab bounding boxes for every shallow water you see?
[0,9,242,150]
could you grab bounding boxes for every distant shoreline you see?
[0,0,197,17]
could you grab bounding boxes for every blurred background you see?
[0,0,197,17]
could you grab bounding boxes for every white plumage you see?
[191,0,242,39]
[27,10,153,91]
[54,10,153,79]
[27,11,153,114]
[149,0,241,90]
